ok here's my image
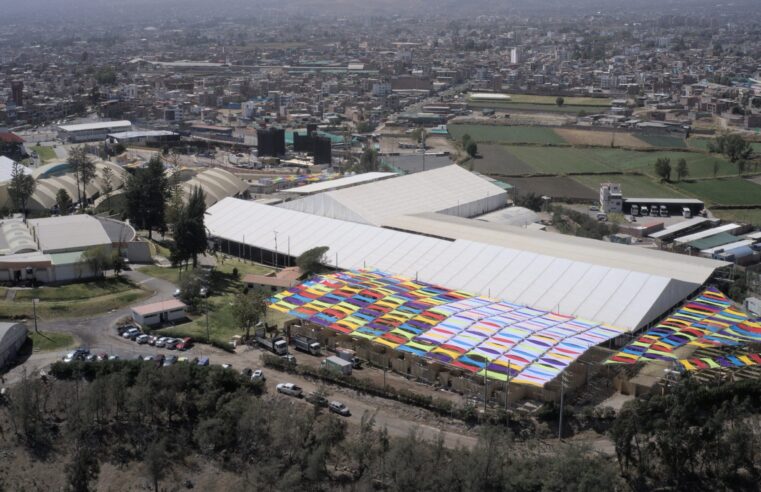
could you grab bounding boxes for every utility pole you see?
[33,298,39,334]
[505,360,511,411]
[205,295,210,343]
[559,371,568,440]
[483,366,488,413]
[273,230,278,268]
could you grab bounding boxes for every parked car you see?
[136,334,150,344]
[197,357,210,366]
[177,337,193,351]
[282,354,297,365]
[96,352,109,361]
[147,336,158,346]
[173,289,181,298]
[328,401,351,417]
[251,369,265,382]
[108,355,119,361]
[85,354,98,362]
[306,391,328,407]
[165,338,179,350]
[276,383,303,397]
[222,363,232,369]
[122,327,140,339]
[163,355,178,367]
[155,337,169,348]
[152,354,165,365]
[177,357,189,363]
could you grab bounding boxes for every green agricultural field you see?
[688,138,761,153]
[636,134,687,148]
[674,178,761,206]
[490,145,735,178]
[571,174,682,198]
[712,208,761,226]
[448,124,566,145]
[468,101,603,114]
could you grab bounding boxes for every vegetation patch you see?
[30,145,57,162]
[674,178,761,205]
[14,278,135,302]
[636,134,687,148]
[28,331,75,352]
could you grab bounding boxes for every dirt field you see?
[555,128,651,149]
[507,176,598,200]
[473,144,536,174]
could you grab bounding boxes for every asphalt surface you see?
[4,269,478,449]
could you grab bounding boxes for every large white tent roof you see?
[277,165,507,225]
[206,198,727,332]
[284,172,397,195]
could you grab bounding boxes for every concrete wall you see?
[133,307,187,327]
[126,241,153,263]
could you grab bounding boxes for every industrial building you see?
[257,127,286,157]
[277,165,508,226]
[57,120,132,143]
[0,322,27,369]
[0,215,136,283]
[106,130,180,147]
[206,197,727,332]
[281,172,397,197]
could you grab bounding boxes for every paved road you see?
[4,269,478,449]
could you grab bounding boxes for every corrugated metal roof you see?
[206,197,726,332]
[277,165,507,226]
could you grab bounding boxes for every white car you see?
[276,383,303,397]
[136,334,150,344]
[155,337,169,348]
[328,401,351,417]
[251,369,265,382]
[122,327,140,339]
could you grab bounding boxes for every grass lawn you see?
[448,124,566,145]
[0,288,151,319]
[15,278,134,301]
[151,259,284,346]
[28,331,75,352]
[30,145,57,162]
[571,174,683,198]
[674,178,761,206]
[139,256,274,286]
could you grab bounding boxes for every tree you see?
[144,438,170,492]
[68,146,96,211]
[231,289,268,341]
[56,189,73,215]
[65,445,100,492]
[654,157,672,181]
[676,158,689,181]
[178,270,203,310]
[100,166,114,202]
[355,148,379,173]
[8,160,35,218]
[461,134,472,149]
[297,246,329,275]
[466,141,478,158]
[81,246,111,278]
[125,155,169,239]
[555,96,565,107]
[710,133,753,166]
[173,186,207,268]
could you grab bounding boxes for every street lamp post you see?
[273,230,278,268]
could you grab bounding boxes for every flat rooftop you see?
[284,172,396,195]
[28,215,112,253]
[132,299,187,316]
[58,120,132,132]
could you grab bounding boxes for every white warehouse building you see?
[277,165,507,226]
[206,197,727,333]
[58,120,132,143]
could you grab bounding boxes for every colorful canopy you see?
[677,352,761,372]
[606,287,761,364]
[269,270,626,387]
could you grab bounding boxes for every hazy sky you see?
[0,0,755,24]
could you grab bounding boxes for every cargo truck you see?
[321,356,352,376]
[336,347,362,368]
[256,335,288,355]
[292,335,321,355]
